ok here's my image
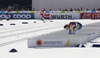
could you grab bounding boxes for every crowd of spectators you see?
[0,8,100,11]
[0,8,31,11]
[47,8,100,11]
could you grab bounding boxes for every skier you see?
[6,13,9,21]
[64,22,82,34]
[40,8,45,23]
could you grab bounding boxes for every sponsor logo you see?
[43,41,62,44]
[81,13,100,19]
[36,39,69,47]
[41,14,72,19]
[40,11,72,19]
[13,14,31,19]
[0,13,33,19]
[40,11,50,19]
[51,15,72,19]
[0,14,11,18]
[36,39,42,46]
[44,13,50,19]
[65,39,69,46]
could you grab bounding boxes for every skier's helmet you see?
[64,24,69,29]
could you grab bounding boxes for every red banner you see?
[81,13,100,19]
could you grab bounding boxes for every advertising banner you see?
[0,13,34,19]
[50,13,80,19]
[28,38,69,48]
[81,13,100,19]
[35,11,80,19]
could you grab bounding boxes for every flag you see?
[91,10,96,13]
[0,11,5,13]
[76,11,81,13]
[15,11,20,13]
[31,11,35,13]
[45,11,50,19]
[61,11,65,13]
[45,11,50,13]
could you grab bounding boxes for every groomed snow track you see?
[0,20,65,47]
[0,20,99,48]
[28,22,100,48]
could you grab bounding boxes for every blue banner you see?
[0,11,5,13]
[45,11,50,13]
[91,11,96,13]
[0,13,34,19]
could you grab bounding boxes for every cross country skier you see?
[6,13,9,21]
[64,22,82,34]
[40,8,45,23]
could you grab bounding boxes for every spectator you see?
[74,8,76,11]
[36,9,39,11]
[92,8,95,11]
[69,8,73,11]
[77,8,80,11]
[80,7,82,11]
[22,8,25,11]
[0,7,99,11]
[65,8,68,11]
[43,8,46,11]
[28,9,30,11]
[86,8,89,11]
[4,8,6,11]
[59,9,61,11]
[7,8,10,12]
[99,8,100,10]
[84,8,89,11]
[9,9,12,12]
[97,8,100,11]
[1,8,4,11]
[49,9,52,11]
[32,8,35,11]
[6,13,9,21]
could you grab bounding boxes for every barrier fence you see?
[0,11,100,19]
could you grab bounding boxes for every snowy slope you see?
[0,19,100,58]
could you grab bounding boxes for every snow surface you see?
[0,19,100,58]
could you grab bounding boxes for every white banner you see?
[35,11,80,19]
[50,12,80,19]
[35,11,42,19]
[28,38,69,48]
